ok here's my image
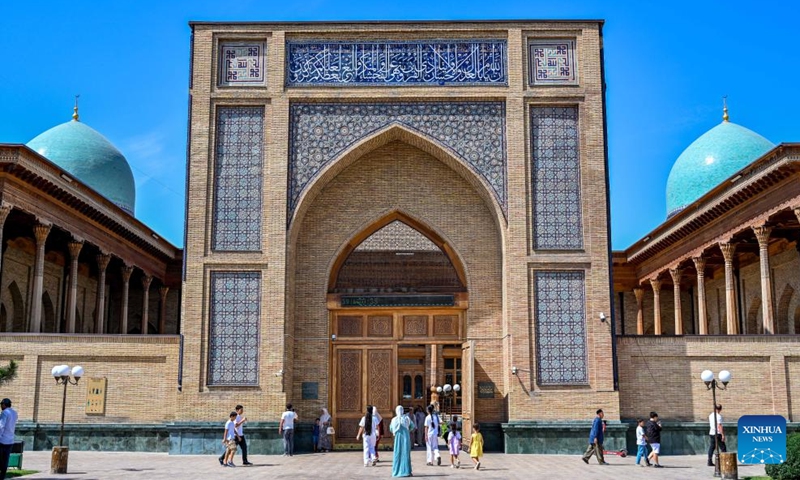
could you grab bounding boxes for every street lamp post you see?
[50,364,83,474]
[700,369,731,478]
[436,384,460,421]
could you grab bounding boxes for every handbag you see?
[327,426,335,435]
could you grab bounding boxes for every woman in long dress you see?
[390,405,413,477]
[318,408,332,452]
[414,406,426,447]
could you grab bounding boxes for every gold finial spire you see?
[722,95,729,122]
[72,95,80,121]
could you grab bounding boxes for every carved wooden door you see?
[460,340,474,448]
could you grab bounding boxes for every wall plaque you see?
[85,377,107,415]
[477,381,495,399]
[302,382,319,400]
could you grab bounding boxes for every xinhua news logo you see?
[738,415,786,465]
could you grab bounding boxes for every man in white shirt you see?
[218,404,251,466]
[221,411,239,467]
[707,404,726,467]
[279,404,298,456]
[424,404,442,466]
[0,398,19,480]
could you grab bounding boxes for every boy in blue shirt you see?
[581,409,607,465]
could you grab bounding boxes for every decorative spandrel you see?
[289,102,506,219]
[208,272,261,386]
[534,271,588,385]
[219,43,266,86]
[531,106,583,250]
[212,106,264,251]
[287,40,507,86]
[528,40,577,85]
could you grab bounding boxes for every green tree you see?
[0,360,18,387]
[765,432,800,480]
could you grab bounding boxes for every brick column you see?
[719,242,739,335]
[650,278,662,335]
[752,225,775,334]
[66,239,83,333]
[95,253,112,334]
[141,274,153,334]
[633,287,645,335]
[159,285,169,334]
[692,256,708,335]
[669,267,683,335]
[0,203,13,275]
[29,222,51,332]
[120,264,134,334]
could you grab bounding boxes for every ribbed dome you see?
[665,119,774,218]
[27,117,136,215]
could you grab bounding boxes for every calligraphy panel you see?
[534,271,588,385]
[337,350,362,412]
[287,40,506,86]
[528,40,577,85]
[207,272,261,386]
[219,42,266,86]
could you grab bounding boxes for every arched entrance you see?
[327,211,472,446]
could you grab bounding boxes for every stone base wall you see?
[503,421,627,454]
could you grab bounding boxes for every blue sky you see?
[1,1,798,249]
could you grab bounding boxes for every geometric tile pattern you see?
[355,221,439,251]
[207,272,261,386]
[528,40,577,85]
[534,271,588,385]
[288,102,506,219]
[211,106,264,251]
[287,40,507,86]
[530,106,583,250]
[219,43,266,86]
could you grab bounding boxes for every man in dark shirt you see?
[581,409,607,465]
[645,411,663,468]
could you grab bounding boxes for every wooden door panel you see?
[337,350,362,412]
[367,348,393,414]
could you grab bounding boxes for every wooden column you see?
[0,203,13,275]
[650,278,662,335]
[158,285,169,334]
[120,264,134,334]
[692,256,708,335]
[719,242,739,335]
[95,253,111,334]
[141,274,152,334]
[66,240,83,333]
[669,267,683,335]
[633,287,645,335]
[752,225,775,334]
[29,222,51,332]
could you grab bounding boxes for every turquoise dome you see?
[27,117,136,215]
[666,119,774,217]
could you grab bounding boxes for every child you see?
[470,423,483,470]
[448,422,461,468]
[635,418,651,467]
[312,418,321,453]
[222,411,238,467]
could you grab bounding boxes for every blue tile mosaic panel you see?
[534,271,588,385]
[212,106,264,251]
[287,40,507,86]
[208,272,261,386]
[219,43,266,86]
[528,40,577,85]
[530,106,583,250]
[288,102,506,219]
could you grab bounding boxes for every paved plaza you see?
[16,449,767,479]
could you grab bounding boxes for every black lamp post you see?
[50,364,83,474]
[701,369,731,478]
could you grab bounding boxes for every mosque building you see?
[0,19,797,455]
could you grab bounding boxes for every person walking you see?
[424,404,441,466]
[646,411,663,468]
[0,398,19,480]
[469,423,483,470]
[356,405,378,467]
[279,403,298,457]
[634,418,651,467]
[414,406,425,447]
[373,407,384,462]
[389,405,413,477]
[447,421,462,468]
[581,409,607,465]
[707,404,726,467]
[221,411,239,467]
[218,405,249,465]
[318,408,333,452]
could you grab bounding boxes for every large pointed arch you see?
[327,210,468,293]
[288,123,506,249]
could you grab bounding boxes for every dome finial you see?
[72,95,80,122]
[722,95,729,122]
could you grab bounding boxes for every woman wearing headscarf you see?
[318,408,332,452]
[356,405,378,467]
[414,406,426,447]
[390,405,413,477]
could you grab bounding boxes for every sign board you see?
[302,382,319,400]
[738,415,786,465]
[85,377,107,415]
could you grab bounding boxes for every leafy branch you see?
[0,360,18,387]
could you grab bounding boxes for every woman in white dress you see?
[356,405,378,467]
